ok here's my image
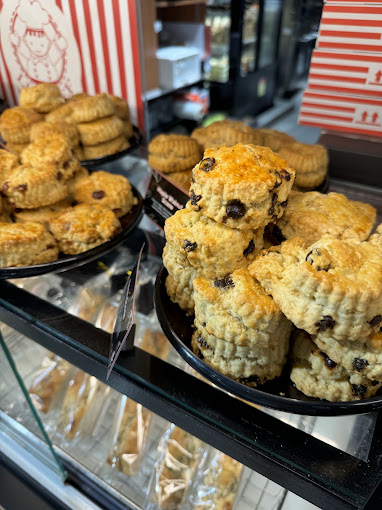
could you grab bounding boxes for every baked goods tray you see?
[155,266,382,416]
[0,187,143,279]
[80,126,143,169]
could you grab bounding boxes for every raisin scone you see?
[21,133,72,167]
[290,331,382,402]
[70,93,115,123]
[166,273,195,315]
[0,222,58,267]
[0,106,42,143]
[191,120,263,150]
[164,202,264,279]
[74,170,136,217]
[82,135,129,160]
[19,84,63,113]
[192,330,287,386]
[190,144,294,229]
[274,191,377,245]
[77,115,124,146]
[108,95,130,120]
[45,103,74,123]
[49,204,121,254]
[6,142,28,155]
[148,134,202,173]
[249,236,382,342]
[168,169,192,192]
[314,331,382,382]
[66,166,89,201]
[278,142,328,189]
[2,163,68,208]
[193,268,292,346]
[14,199,72,227]
[255,128,295,152]
[30,121,80,148]
[0,150,19,185]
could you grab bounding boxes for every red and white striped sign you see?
[0,0,144,130]
[299,90,382,138]
[317,4,382,53]
[307,49,382,97]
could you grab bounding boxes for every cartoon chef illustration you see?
[9,0,68,84]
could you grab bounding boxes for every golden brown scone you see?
[368,223,382,254]
[21,133,72,167]
[30,121,80,148]
[108,95,130,120]
[74,170,136,217]
[72,145,84,161]
[5,142,29,156]
[275,191,377,245]
[121,121,133,140]
[191,120,263,150]
[278,142,328,188]
[45,103,74,123]
[77,115,124,145]
[0,150,19,185]
[14,199,72,227]
[167,169,192,193]
[66,166,89,201]
[249,236,382,342]
[0,222,58,267]
[0,107,42,143]
[70,93,115,123]
[148,134,202,173]
[19,84,63,113]
[49,204,121,254]
[189,143,295,229]
[67,93,90,103]
[255,128,295,152]
[81,135,129,160]
[2,163,68,208]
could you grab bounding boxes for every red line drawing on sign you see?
[320,30,382,40]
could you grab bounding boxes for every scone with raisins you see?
[189,144,295,230]
[0,222,58,267]
[249,236,382,342]
[290,331,382,402]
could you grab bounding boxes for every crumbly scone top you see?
[193,143,295,197]
[0,221,50,243]
[0,106,42,128]
[249,235,382,295]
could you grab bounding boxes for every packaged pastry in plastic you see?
[188,450,244,510]
[56,369,109,441]
[145,424,207,510]
[29,354,73,414]
[107,394,152,476]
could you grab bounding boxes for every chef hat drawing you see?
[13,0,55,41]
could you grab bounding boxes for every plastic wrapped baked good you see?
[29,354,73,413]
[145,424,207,510]
[188,450,243,510]
[107,394,152,476]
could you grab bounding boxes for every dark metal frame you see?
[1,280,382,510]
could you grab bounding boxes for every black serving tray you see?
[0,187,143,279]
[155,265,382,416]
[80,126,143,169]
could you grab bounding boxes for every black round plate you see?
[80,126,143,169]
[0,187,144,279]
[155,266,382,416]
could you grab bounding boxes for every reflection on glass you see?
[259,0,281,68]
[206,2,231,83]
[240,2,259,76]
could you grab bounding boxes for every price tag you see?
[144,169,188,230]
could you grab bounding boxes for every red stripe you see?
[0,45,16,105]
[302,101,355,113]
[313,51,382,64]
[307,83,382,98]
[97,0,113,93]
[304,91,382,106]
[56,0,62,10]
[324,5,382,14]
[112,0,128,101]
[127,0,144,131]
[320,30,382,40]
[322,18,382,28]
[311,63,368,73]
[319,42,382,52]
[299,120,382,139]
[0,1,3,10]
[300,111,354,123]
[82,0,100,93]
[68,1,86,92]
[309,73,366,84]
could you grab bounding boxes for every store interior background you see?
[140,0,323,145]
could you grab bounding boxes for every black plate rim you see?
[80,125,143,168]
[155,266,382,416]
[0,186,144,279]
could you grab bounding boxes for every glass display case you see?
[1,141,382,510]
